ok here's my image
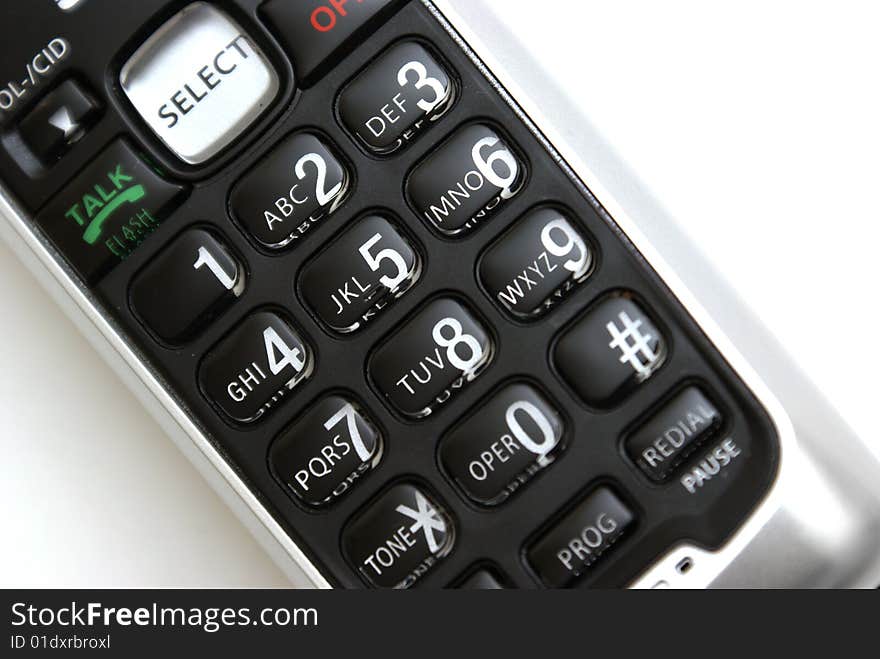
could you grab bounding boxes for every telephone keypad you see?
[1,0,780,589]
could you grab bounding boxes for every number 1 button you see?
[130,228,245,345]
[199,311,313,424]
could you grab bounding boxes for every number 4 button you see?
[300,214,420,333]
[130,228,245,345]
[199,311,313,424]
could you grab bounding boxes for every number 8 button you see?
[370,298,493,418]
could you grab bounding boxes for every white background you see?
[1,0,878,586]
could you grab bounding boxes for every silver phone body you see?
[1,0,878,588]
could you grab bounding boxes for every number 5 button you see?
[300,214,420,333]
[130,228,245,345]
[199,311,313,424]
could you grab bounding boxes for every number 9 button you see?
[300,214,420,333]
[440,382,565,506]
[370,297,493,418]
[338,41,455,155]
[480,207,594,319]
[407,123,525,237]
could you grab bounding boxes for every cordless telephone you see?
[2,0,878,589]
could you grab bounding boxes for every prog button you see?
[120,2,280,165]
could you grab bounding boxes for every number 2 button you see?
[370,298,493,418]
[199,311,313,424]
[230,132,350,250]
[300,214,420,333]
[130,228,245,345]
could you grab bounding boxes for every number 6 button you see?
[407,123,525,237]
[130,228,245,345]
[199,311,313,424]
[300,214,420,333]
[370,297,493,418]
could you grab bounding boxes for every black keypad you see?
[199,311,313,424]
[338,41,455,154]
[270,395,382,507]
[17,79,101,167]
[3,0,781,590]
[527,486,635,588]
[300,214,420,333]
[370,297,493,418]
[130,228,245,344]
[261,0,402,83]
[480,207,593,318]
[554,294,666,408]
[440,382,564,506]
[626,386,723,483]
[407,123,524,237]
[33,139,186,284]
[229,132,349,250]
[343,483,453,588]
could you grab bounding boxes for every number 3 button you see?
[199,311,313,424]
[370,297,493,418]
[300,214,420,333]
[130,228,245,345]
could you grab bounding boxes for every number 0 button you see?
[130,228,244,345]
[300,214,420,333]
[370,297,493,418]
[338,41,455,155]
[199,311,313,424]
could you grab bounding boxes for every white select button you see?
[120,2,280,165]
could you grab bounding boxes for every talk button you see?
[34,139,186,284]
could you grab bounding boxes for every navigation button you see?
[33,139,186,284]
[17,79,100,166]
[120,2,280,165]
